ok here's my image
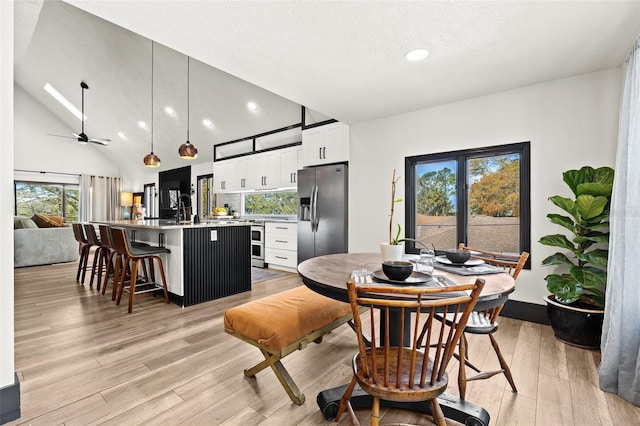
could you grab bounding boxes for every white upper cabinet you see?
[300,122,350,167]
[279,146,301,188]
[236,156,248,190]
[213,145,302,193]
[214,160,228,193]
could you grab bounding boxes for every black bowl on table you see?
[382,260,414,281]
[445,249,471,264]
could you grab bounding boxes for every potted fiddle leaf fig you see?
[539,165,614,348]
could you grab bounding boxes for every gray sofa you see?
[14,216,79,267]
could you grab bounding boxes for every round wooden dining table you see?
[297,252,515,308]
[297,252,514,426]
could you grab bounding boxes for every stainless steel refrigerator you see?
[297,163,348,264]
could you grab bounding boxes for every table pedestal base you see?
[316,384,490,426]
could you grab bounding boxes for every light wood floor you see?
[9,261,640,425]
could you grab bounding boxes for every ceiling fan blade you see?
[88,138,110,146]
[48,133,76,139]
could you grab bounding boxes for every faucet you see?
[178,193,191,223]
[176,199,182,224]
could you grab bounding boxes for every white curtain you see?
[599,36,640,405]
[79,175,122,222]
[79,174,91,222]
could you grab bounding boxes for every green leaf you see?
[582,249,609,268]
[547,214,575,232]
[549,196,576,216]
[575,194,608,221]
[539,234,575,251]
[570,265,607,290]
[541,252,574,267]
[563,168,591,197]
[577,182,613,197]
[545,273,581,304]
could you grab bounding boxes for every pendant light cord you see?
[187,56,190,142]
[151,41,154,153]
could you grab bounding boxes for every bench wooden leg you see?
[246,348,305,406]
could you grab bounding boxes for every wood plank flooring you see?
[9,261,640,425]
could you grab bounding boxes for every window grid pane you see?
[413,160,457,250]
[467,154,521,253]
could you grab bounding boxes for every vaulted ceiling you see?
[14,1,640,173]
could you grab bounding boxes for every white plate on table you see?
[435,256,484,266]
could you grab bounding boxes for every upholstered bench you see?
[223,285,354,405]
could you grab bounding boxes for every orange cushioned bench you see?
[223,285,354,405]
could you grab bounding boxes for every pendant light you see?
[178,56,198,159]
[144,41,161,167]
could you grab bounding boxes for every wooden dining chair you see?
[336,278,485,426]
[450,244,529,400]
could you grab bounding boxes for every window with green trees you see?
[244,190,297,216]
[14,181,80,222]
[405,142,530,260]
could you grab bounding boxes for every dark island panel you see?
[182,226,251,306]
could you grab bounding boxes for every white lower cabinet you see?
[265,222,297,269]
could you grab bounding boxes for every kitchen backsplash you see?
[215,193,241,214]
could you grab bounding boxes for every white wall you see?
[0,0,15,389]
[349,69,622,306]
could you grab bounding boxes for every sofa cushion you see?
[14,216,38,229]
[32,214,64,228]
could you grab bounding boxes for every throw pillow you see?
[32,214,64,228]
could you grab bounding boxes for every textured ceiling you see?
[14,0,640,173]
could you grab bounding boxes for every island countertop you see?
[97,219,251,230]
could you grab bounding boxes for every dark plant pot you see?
[544,295,604,349]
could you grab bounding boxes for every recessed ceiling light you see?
[164,106,176,117]
[138,121,147,129]
[44,83,87,121]
[405,49,429,62]
[202,118,214,129]
[117,132,127,140]
[247,101,258,111]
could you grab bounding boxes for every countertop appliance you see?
[297,163,348,264]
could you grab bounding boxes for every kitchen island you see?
[96,220,251,306]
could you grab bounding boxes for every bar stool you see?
[98,225,119,297]
[83,224,108,290]
[110,227,171,313]
[72,223,92,284]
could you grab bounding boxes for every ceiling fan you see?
[48,82,111,146]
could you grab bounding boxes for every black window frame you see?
[404,141,531,268]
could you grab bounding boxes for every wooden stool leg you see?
[154,256,170,303]
[116,255,130,305]
[490,333,518,393]
[128,258,139,313]
[430,398,446,426]
[101,251,114,295]
[336,375,357,423]
[458,331,468,400]
[370,396,380,426]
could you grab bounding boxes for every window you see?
[197,174,213,218]
[14,181,80,222]
[405,142,530,262]
[244,190,297,216]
